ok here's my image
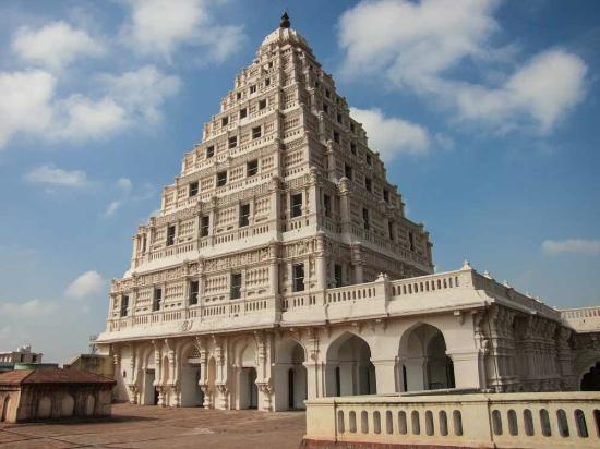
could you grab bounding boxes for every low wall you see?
[304,392,600,448]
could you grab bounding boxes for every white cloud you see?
[121,0,245,60]
[455,49,587,132]
[64,270,106,298]
[338,0,587,133]
[100,65,180,123]
[350,107,430,159]
[0,66,178,149]
[0,71,54,148]
[24,165,88,187]
[12,21,104,71]
[54,95,128,141]
[104,201,122,217]
[117,178,133,194]
[0,299,57,317]
[542,239,600,256]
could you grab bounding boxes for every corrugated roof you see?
[0,368,116,386]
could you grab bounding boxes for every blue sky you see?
[0,0,599,363]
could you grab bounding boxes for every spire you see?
[280,10,290,28]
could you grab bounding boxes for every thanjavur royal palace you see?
[94,13,600,427]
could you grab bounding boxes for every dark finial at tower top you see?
[280,11,290,28]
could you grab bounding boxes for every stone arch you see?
[179,340,204,407]
[399,323,455,391]
[140,344,157,405]
[60,394,74,417]
[274,338,307,411]
[580,361,600,391]
[232,336,258,410]
[37,396,51,419]
[325,332,376,397]
[1,396,10,422]
[84,395,95,416]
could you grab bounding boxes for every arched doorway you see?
[399,324,455,391]
[274,339,307,410]
[179,344,204,407]
[1,397,9,422]
[581,362,600,390]
[326,333,376,397]
[60,395,74,417]
[142,347,157,405]
[237,342,258,410]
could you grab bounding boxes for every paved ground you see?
[0,403,306,448]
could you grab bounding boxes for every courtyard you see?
[0,403,306,448]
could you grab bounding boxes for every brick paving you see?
[0,403,306,448]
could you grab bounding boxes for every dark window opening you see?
[166,225,176,246]
[344,163,352,180]
[293,264,304,292]
[247,159,258,177]
[153,288,161,312]
[230,274,242,300]
[120,295,129,317]
[252,126,262,139]
[228,136,237,149]
[337,112,342,123]
[259,99,267,110]
[383,190,389,203]
[206,146,215,158]
[409,231,415,252]
[350,143,357,155]
[350,123,355,133]
[367,154,372,166]
[323,103,329,113]
[237,92,242,100]
[363,208,370,231]
[217,171,227,186]
[268,61,273,69]
[325,89,330,98]
[239,108,248,119]
[221,116,228,127]
[189,280,199,305]
[239,203,250,227]
[290,193,302,218]
[250,85,256,94]
[365,178,372,193]
[333,131,340,144]
[324,194,331,217]
[264,77,270,86]
[189,181,199,197]
[201,216,209,237]
[388,221,394,241]
[334,265,342,288]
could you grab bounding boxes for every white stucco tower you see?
[95,14,597,411]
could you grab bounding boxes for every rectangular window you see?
[230,273,242,300]
[252,126,262,139]
[189,181,199,197]
[239,108,248,119]
[366,154,372,166]
[201,216,209,237]
[250,85,256,94]
[239,203,250,227]
[120,295,129,317]
[259,99,267,110]
[334,265,342,288]
[228,136,237,148]
[237,92,242,100]
[189,280,199,305]
[350,123,355,133]
[333,131,339,144]
[247,159,258,177]
[350,143,357,155]
[363,208,370,231]
[217,171,227,186]
[325,89,331,98]
[383,190,389,203]
[206,145,215,158]
[290,193,302,218]
[222,116,229,127]
[409,231,415,252]
[166,225,176,246]
[388,221,394,241]
[268,61,274,69]
[323,103,328,113]
[293,264,304,292]
[323,194,331,217]
[365,177,372,193]
[265,77,270,86]
[153,288,161,312]
[337,112,342,123]
[344,163,352,180]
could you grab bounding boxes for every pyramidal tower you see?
[96,14,574,412]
